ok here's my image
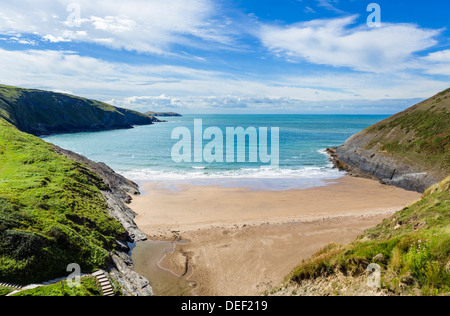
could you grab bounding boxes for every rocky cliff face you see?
[54,146,153,296]
[328,88,449,193]
[0,85,153,136]
[327,145,439,193]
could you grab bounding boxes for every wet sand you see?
[130,176,421,296]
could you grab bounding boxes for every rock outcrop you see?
[327,145,439,193]
[145,111,182,117]
[327,88,449,193]
[54,145,153,296]
[0,84,154,295]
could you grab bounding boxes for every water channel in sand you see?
[130,240,198,296]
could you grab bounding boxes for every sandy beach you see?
[130,176,421,296]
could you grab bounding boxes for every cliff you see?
[271,90,450,296]
[328,88,450,193]
[145,111,182,117]
[0,85,154,296]
[0,118,152,296]
[53,146,152,296]
[0,85,153,136]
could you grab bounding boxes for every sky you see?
[0,0,449,114]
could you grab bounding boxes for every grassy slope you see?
[0,118,125,284]
[0,84,152,136]
[361,88,450,179]
[285,177,450,296]
[11,276,108,296]
[0,285,14,296]
[145,111,181,117]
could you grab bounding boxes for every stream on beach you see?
[130,240,198,296]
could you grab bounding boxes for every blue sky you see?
[0,0,449,114]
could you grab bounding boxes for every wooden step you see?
[92,271,105,277]
[0,282,22,289]
[91,270,116,297]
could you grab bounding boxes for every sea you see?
[42,114,388,191]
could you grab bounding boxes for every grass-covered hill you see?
[272,90,450,296]
[330,88,450,192]
[272,176,449,296]
[0,85,153,136]
[145,111,181,117]
[365,88,450,176]
[0,118,127,284]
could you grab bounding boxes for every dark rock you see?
[53,145,147,243]
[109,253,154,296]
[116,240,131,252]
[327,145,438,193]
[53,145,152,296]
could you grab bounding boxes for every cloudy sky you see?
[0,0,449,114]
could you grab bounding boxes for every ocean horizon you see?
[43,114,388,190]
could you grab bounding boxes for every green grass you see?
[364,88,450,178]
[145,111,181,116]
[11,276,103,296]
[288,177,450,296]
[0,85,23,100]
[0,118,125,285]
[0,285,14,296]
[368,109,450,171]
[0,84,152,136]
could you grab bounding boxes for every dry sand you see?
[130,176,421,296]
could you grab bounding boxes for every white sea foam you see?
[121,165,344,182]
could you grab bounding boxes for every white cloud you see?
[0,47,448,113]
[7,36,37,45]
[316,0,344,14]
[106,94,430,115]
[421,50,450,75]
[0,0,231,54]
[424,50,450,63]
[258,16,440,73]
[107,95,177,110]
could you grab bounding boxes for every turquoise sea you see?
[43,115,388,190]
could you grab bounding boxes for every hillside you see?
[0,118,126,284]
[328,88,450,193]
[271,176,450,296]
[0,85,153,136]
[0,117,152,295]
[145,111,182,117]
[0,85,153,295]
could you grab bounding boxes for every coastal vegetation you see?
[278,176,449,296]
[145,111,182,117]
[0,117,126,285]
[0,84,448,296]
[272,88,450,296]
[0,84,153,136]
[330,88,450,192]
[145,111,182,123]
[11,276,106,296]
[0,285,14,296]
[365,88,450,178]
